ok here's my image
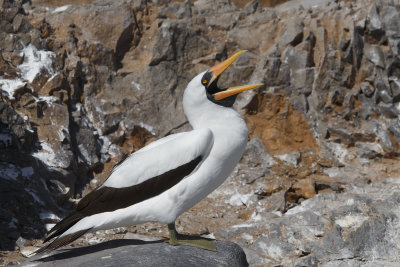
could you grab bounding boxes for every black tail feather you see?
[33,228,91,255]
[43,213,83,243]
[32,211,87,256]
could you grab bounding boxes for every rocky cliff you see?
[1,0,400,265]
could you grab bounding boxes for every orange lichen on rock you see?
[245,93,318,155]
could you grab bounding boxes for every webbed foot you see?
[165,223,216,251]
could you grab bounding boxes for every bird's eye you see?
[202,80,207,84]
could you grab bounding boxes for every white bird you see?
[35,50,263,253]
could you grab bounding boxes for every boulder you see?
[23,240,248,267]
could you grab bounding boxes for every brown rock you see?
[0,53,19,76]
[31,101,73,169]
[30,0,134,53]
[292,178,316,199]
[39,73,64,96]
[12,13,33,33]
[245,94,319,155]
[2,1,22,22]
[30,68,53,92]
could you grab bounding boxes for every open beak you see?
[208,50,264,100]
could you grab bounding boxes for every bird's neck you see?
[186,103,249,160]
[187,104,245,132]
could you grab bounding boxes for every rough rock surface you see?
[21,240,248,267]
[1,0,400,266]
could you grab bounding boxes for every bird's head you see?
[184,50,263,109]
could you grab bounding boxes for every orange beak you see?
[208,50,247,86]
[213,84,264,100]
[208,50,264,100]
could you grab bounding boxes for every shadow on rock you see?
[33,239,163,262]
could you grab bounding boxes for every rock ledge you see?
[22,240,248,267]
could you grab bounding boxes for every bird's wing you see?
[104,128,212,188]
[102,132,195,188]
[42,128,213,246]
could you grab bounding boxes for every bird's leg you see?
[166,222,216,251]
[167,223,179,246]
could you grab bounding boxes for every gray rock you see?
[242,247,270,266]
[347,217,395,259]
[352,28,364,69]
[364,44,385,68]
[366,3,385,42]
[367,3,382,32]
[12,13,32,33]
[360,82,375,98]
[0,99,34,150]
[280,17,304,46]
[285,48,311,71]
[291,94,309,114]
[249,178,400,266]
[0,19,13,33]
[0,31,22,52]
[23,240,248,267]
[359,96,375,120]
[267,60,291,89]
[291,68,314,95]
[389,78,400,102]
[388,59,400,101]
[193,0,236,15]
[376,124,395,152]
[0,161,61,250]
[275,152,301,167]
[377,88,393,104]
[1,1,21,22]
[378,103,398,119]
[75,128,101,168]
[159,2,192,20]
[243,1,259,15]
[150,21,178,66]
[15,236,27,248]
[237,138,274,184]
[374,68,393,103]
[206,12,239,30]
[388,120,400,144]
[381,5,400,36]
[251,236,301,261]
[355,144,382,159]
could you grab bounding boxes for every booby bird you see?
[35,50,263,254]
